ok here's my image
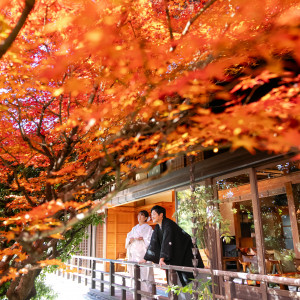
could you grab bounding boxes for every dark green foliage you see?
[32,272,58,300]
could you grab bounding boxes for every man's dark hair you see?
[139,210,149,218]
[151,205,166,218]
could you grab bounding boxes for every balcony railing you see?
[57,255,300,300]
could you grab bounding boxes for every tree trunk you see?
[6,269,41,300]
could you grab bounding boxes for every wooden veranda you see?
[57,255,300,300]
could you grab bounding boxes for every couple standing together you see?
[125,205,204,298]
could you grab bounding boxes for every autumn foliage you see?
[0,0,300,298]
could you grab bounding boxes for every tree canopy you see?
[0,0,299,298]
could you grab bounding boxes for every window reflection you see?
[256,160,300,275]
[261,195,292,251]
[176,186,210,267]
[217,173,258,272]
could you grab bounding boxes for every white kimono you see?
[125,223,154,297]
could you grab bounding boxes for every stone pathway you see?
[46,271,168,300]
[46,273,91,300]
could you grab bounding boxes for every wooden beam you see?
[285,181,300,259]
[111,149,298,205]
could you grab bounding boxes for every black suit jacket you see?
[144,218,204,268]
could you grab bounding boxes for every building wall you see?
[96,222,104,258]
[106,206,135,260]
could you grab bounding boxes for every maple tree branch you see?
[8,100,50,157]
[88,84,99,106]
[36,99,54,137]
[67,94,71,119]
[164,0,174,42]
[182,0,218,36]
[53,126,79,172]
[58,158,108,202]
[13,170,36,207]
[35,99,56,159]
[128,21,137,38]
[0,0,36,59]
[19,186,125,243]
[0,144,20,165]
[56,225,86,257]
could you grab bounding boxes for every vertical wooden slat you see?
[100,272,104,292]
[122,276,126,300]
[224,276,235,300]
[85,258,88,286]
[71,257,75,281]
[91,259,96,289]
[133,264,141,300]
[249,168,268,300]
[114,213,117,259]
[67,259,70,280]
[168,269,178,300]
[77,258,81,284]
[91,225,97,258]
[109,261,115,296]
[285,181,300,259]
[151,281,156,297]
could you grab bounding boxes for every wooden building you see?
[80,148,300,299]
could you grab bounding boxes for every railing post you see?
[78,258,82,284]
[224,276,235,300]
[67,258,70,280]
[109,261,115,296]
[151,266,156,296]
[91,259,96,289]
[122,276,126,300]
[168,269,178,300]
[100,272,104,292]
[72,257,75,281]
[85,258,88,286]
[133,264,141,300]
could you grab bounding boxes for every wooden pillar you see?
[212,182,224,296]
[91,225,97,257]
[206,178,221,299]
[249,168,266,274]
[285,182,300,259]
[249,168,268,300]
[232,202,241,249]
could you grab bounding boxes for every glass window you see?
[216,173,258,272]
[256,160,300,274]
[176,185,214,268]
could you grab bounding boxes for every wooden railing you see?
[57,255,300,300]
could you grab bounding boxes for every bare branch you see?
[164,0,174,42]
[0,0,36,59]
[182,0,218,36]
[19,186,126,243]
[13,169,36,207]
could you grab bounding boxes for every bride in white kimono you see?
[125,210,154,297]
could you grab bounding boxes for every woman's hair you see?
[139,210,149,218]
[151,205,166,218]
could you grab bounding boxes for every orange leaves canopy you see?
[0,0,300,289]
